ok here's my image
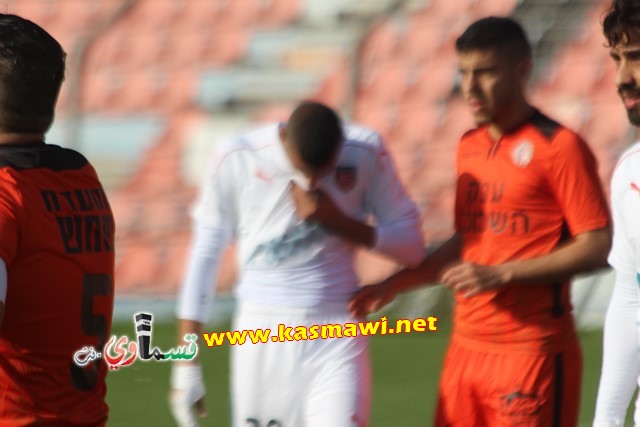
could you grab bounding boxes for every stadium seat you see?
[117,71,166,113]
[124,0,184,31]
[402,16,447,65]
[81,70,124,112]
[473,0,517,18]
[115,240,161,293]
[359,20,401,65]
[260,0,302,26]
[178,0,226,30]
[391,104,442,152]
[224,0,263,27]
[406,62,458,103]
[359,60,409,105]
[161,70,200,112]
[8,0,56,27]
[353,102,397,140]
[201,30,250,66]
[312,62,350,110]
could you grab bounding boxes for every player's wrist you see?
[495,264,514,286]
[171,363,203,387]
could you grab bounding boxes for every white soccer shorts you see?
[231,302,371,427]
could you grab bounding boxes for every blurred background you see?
[1,0,635,424]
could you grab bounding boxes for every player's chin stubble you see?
[627,107,640,127]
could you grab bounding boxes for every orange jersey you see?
[453,111,609,352]
[0,143,115,425]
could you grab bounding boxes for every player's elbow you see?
[399,241,426,269]
[581,226,612,270]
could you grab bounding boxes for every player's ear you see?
[279,126,288,144]
[517,57,532,85]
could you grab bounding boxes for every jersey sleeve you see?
[190,141,238,230]
[593,269,640,427]
[545,131,610,237]
[178,143,237,323]
[0,172,22,267]
[608,156,640,274]
[363,138,424,267]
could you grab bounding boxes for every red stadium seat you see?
[124,0,184,31]
[358,60,409,104]
[402,16,448,65]
[224,0,263,27]
[81,70,124,112]
[115,241,161,293]
[260,0,302,26]
[177,0,226,31]
[359,21,402,65]
[405,62,458,103]
[353,102,398,140]
[473,0,517,18]
[8,0,56,27]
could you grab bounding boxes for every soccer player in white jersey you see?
[169,102,424,427]
[594,1,640,426]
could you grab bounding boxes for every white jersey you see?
[608,142,640,283]
[594,142,640,427]
[178,123,424,322]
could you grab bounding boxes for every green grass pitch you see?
[106,319,633,426]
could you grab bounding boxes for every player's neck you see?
[488,102,536,141]
[0,133,45,145]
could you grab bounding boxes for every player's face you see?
[610,32,640,126]
[457,48,524,125]
[280,127,339,188]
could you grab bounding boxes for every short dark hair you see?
[603,0,640,48]
[0,14,66,134]
[287,102,343,170]
[456,16,531,60]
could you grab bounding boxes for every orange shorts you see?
[435,337,582,427]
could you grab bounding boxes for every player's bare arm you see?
[349,233,462,317]
[444,227,611,297]
[290,181,375,248]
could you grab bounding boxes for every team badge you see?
[511,140,534,168]
[335,166,357,192]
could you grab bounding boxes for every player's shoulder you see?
[527,111,565,141]
[460,127,484,142]
[613,141,640,176]
[215,123,279,157]
[0,143,90,172]
[525,112,589,157]
[341,123,385,154]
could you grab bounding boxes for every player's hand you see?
[290,181,344,227]
[348,280,397,318]
[170,364,207,427]
[441,262,511,297]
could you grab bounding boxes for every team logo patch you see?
[335,166,357,192]
[511,140,534,168]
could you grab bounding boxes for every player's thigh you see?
[306,335,371,427]
[483,342,582,427]
[435,341,487,427]
[231,316,306,427]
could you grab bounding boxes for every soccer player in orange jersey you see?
[350,17,611,426]
[0,14,115,426]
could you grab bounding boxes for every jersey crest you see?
[511,140,534,168]
[335,166,357,192]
